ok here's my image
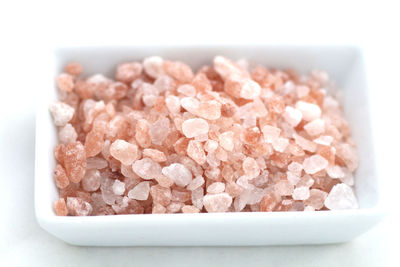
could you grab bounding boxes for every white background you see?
[0,1,399,266]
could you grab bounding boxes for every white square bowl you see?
[35,45,384,246]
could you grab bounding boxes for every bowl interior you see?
[35,45,379,219]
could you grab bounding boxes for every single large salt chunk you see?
[283,106,302,127]
[81,169,101,192]
[181,118,209,138]
[49,101,75,126]
[240,79,261,99]
[261,125,281,143]
[295,101,321,121]
[132,158,162,180]
[324,183,358,210]
[304,119,325,136]
[149,117,170,145]
[272,137,289,152]
[58,123,77,144]
[112,180,126,195]
[64,141,86,183]
[162,163,192,187]
[303,155,328,174]
[219,131,234,151]
[109,139,138,165]
[292,186,310,200]
[203,193,232,213]
[187,140,206,165]
[165,95,181,114]
[143,56,165,79]
[128,181,150,200]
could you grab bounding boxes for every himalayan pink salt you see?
[86,157,108,170]
[149,117,170,145]
[313,135,334,146]
[63,141,86,183]
[167,202,184,213]
[57,73,74,92]
[182,118,209,138]
[191,187,204,210]
[128,181,150,200]
[150,185,172,206]
[182,205,200,213]
[242,157,260,179]
[304,119,325,136]
[85,120,106,158]
[66,197,92,216]
[187,140,206,165]
[283,106,302,127]
[112,180,126,196]
[272,137,289,152]
[53,198,68,216]
[164,61,194,83]
[187,176,205,191]
[297,175,315,188]
[162,163,192,187]
[240,79,261,99]
[207,182,226,194]
[143,56,165,78]
[295,101,321,121]
[287,171,300,185]
[58,123,77,144]
[135,119,151,148]
[171,189,191,203]
[49,101,74,126]
[165,95,181,114]
[64,62,83,76]
[324,183,358,210]
[261,125,281,143]
[275,180,294,196]
[260,192,281,212]
[305,189,328,210]
[154,175,173,188]
[218,131,235,151]
[197,100,222,120]
[293,133,317,152]
[180,97,200,115]
[142,149,167,163]
[303,155,328,174]
[177,84,196,97]
[116,62,142,83]
[327,165,345,178]
[340,169,355,186]
[296,85,310,98]
[288,162,303,176]
[132,158,162,180]
[292,186,310,200]
[81,169,101,192]
[53,164,69,189]
[109,139,138,165]
[203,193,232,213]
[152,203,167,214]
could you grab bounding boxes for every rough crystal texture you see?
[51,57,359,215]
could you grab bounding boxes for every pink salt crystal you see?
[85,121,105,158]
[197,100,222,120]
[58,123,77,144]
[150,185,172,206]
[259,192,281,212]
[115,62,142,83]
[313,135,334,146]
[57,73,74,92]
[128,181,150,200]
[132,158,162,180]
[293,133,317,152]
[187,140,206,165]
[287,171,300,185]
[66,197,92,216]
[142,149,167,163]
[340,169,354,186]
[288,162,303,176]
[177,84,196,97]
[86,157,108,170]
[296,85,310,98]
[203,193,232,213]
[109,139,138,165]
[225,182,243,198]
[303,155,328,174]
[261,125,281,143]
[191,187,204,210]
[292,186,310,200]
[181,118,209,138]
[64,62,83,76]
[53,198,68,216]
[162,163,192,187]
[336,143,359,172]
[182,205,200,213]
[163,60,194,83]
[251,170,269,187]
[187,176,205,191]
[297,175,314,188]
[283,106,302,127]
[295,101,321,121]
[207,182,226,194]
[135,119,151,148]
[327,165,345,178]
[213,56,247,80]
[324,183,358,210]
[304,206,315,211]
[49,101,75,126]
[64,141,86,183]
[167,202,185,213]
[112,180,126,196]
[172,189,191,203]
[155,175,174,188]
[275,180,294,196]
[53,164,69,189]
[242,157,260,179]
[152,203,167,214]
[165,95,181,114]
[143,56,165,79]
[180,97,200,115]
[81,169,101,192]
[304,119,325,136]
[305,189,328,210]
[240,79,261,100]
[272,137,289,152]
[218,131,235,151]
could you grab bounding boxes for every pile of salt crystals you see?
[50,56,359,216]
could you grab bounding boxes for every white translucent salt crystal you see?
[162,163,192,187]
[219,131,235,151]
[236,175,250,189]
[293,133,317,152]
[177,84,196,97]
[261,125,281,143]
[127,181,150,200]
[240,79,261,99]
[191,187,204,210]
[49,101,75,126]
[165,95,181,114]
[272,137,289,152]
[246,187,265,205]
[132,158,162,180]
[82,169,101,192]
[324,183,358,210]
[112,180,125,196]
[154,75,174,93]
[204,140,219,153]
[149,117,170,145]
[58,123,77,144]
[187,176,205,191]
[313,135,334,146]
[288,162,303,176]
[304,119,325,136]
[295,101,321,121]
[203,193,233,213]
[287,171,300,185]
[340,169,355,186]
[180,97,200,115]
[283,106,302,127]
[242,157,260,179]
[292,186,310,200]
[297,175,314,188]
[327,165,345,178]
[142,95,157,107]
[181,118,209,138]
[296,85,310,98]
[207,182,226,194]
[143,56,164,79]
[303,155,328,174]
